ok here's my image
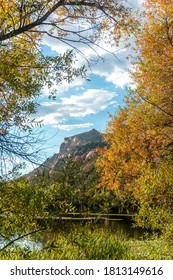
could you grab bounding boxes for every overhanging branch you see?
[0,0,113,42]
[0,228,46,252]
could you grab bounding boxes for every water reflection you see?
[49,217,144,239]
[100,218,144,239]
[1,217,145,251]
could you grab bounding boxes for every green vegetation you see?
[0,226,172,260]
[0,151,172,258]
[42,156,119,214]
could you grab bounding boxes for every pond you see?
[0,214,146,252]
[43,214,145,239]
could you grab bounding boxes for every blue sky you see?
[27,0,143,171]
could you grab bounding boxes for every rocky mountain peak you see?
[27,129,106,177]
[59,129,102,153]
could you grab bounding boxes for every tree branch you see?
[0,0,66,41]
[0,228,46,252]
[0,0,109,42]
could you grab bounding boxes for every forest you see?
[0,0,173,259]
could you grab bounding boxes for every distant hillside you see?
[27,129,107,178]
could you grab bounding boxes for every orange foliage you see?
[97,0,173,218]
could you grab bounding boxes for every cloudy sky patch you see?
[54,123,94,131]
[36,89,117,126]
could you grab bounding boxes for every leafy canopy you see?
[97,0,173,235]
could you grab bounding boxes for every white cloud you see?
[42,6,138,90]
[35,89,117,126]
[43,31,134,89]
[41,1,144,93]
[54,123,94,131]
[88,48,133,88]
[105,67,131,88]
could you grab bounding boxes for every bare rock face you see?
[85,150,98,161]
[27,129,106,177]
[59,129,103,154]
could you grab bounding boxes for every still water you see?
[1,216,145,251]
[48,215,144,239]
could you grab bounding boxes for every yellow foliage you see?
[97,1,173,228]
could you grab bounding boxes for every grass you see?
[0,225,172,260]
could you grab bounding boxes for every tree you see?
[96,103,163,211]
[0,0,136,177]
[0,175,55,252]
[131,0,173,151]
[130,0,173,236]
[0,1,135,45]
[0,41,85,176]
[42,155,116,214]
[134,161,173,235]
[97,0,173,234]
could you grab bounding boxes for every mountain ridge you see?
[27,129,106,178]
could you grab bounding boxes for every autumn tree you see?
[0,1,135,45]
[97,103,163,210]
[97,0,173,235]
[131,0,173,151]
[130,0,173,235]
